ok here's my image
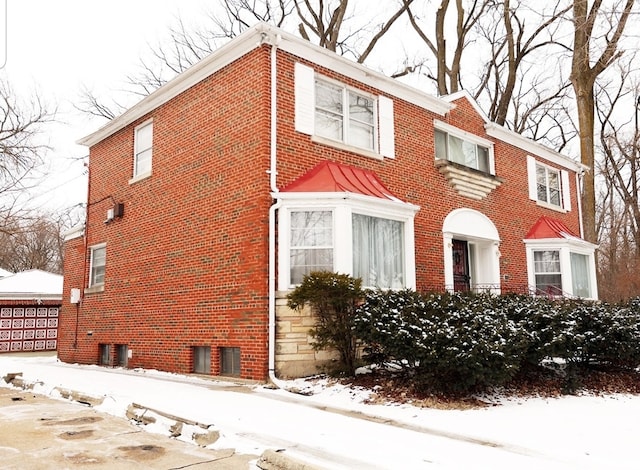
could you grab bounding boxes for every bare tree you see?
[0,79,55,221]
[78,0,415,120]
[592,54,640,300]
[405,0,491,96]
[475,0,571,126]
[569,0,635,243]
[0,212,65,273]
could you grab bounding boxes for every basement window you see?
[193,346,211,374]
[220,347,241,376]
[115,344,128,367]
[99,344,111,366]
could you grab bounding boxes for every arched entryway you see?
[442,209,501,293]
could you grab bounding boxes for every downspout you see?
[576,169,585,239]
[266,31,284,386]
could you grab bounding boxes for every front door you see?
[452,239,470,292]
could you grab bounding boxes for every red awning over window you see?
[281,160,400,201]
[525,215,580,240]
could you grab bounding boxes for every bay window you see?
[526,243,597,299]
[278,196,417,290]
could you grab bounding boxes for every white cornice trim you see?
[441,90,586,173]
[486,123,587,172]
[78,23,453,147]
[440,90,487,121]
[62,223,85,241]
[272,191,420,213]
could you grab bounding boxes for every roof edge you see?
[485,123,587,172]
[78,23,453,148]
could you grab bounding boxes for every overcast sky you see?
[4,0,213,214]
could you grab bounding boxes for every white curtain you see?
[352,214,404,289]
[570,252,591,298]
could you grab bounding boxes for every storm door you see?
[452,239,470,292]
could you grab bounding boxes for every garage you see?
[0,270,63,353]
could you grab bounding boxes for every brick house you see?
[60,23,597,381]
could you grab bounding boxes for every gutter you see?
[266,30,284,387]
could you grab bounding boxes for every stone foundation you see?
[274,292,339,378]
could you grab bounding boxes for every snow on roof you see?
[0,268,13,278]
[0,269,63,300]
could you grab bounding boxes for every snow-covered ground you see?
[0,353,637,469]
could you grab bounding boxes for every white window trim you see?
[524,238,598,299]
[87,242,106,293]
[294,62,395,159]
[130,119,153,184]
[277,193,418,291]
[434,120,495,174]
[526,155,571,212]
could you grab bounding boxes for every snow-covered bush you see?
[354,291,640,395]
[355,290,527,394]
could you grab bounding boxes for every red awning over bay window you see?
[525,215,580,240]
[281,160,401,202]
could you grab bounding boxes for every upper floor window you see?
[294,62,395,159]
[89,244,106,288]
[134,120,153,178]
[526,156,571,211]
[315,79,375,151]
[435,128,491,173]
[536,164,561,207]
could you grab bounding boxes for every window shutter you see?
[561,170,572,211]
[526,155,537,201]
[378,95,395,158]
[294,62,315,135]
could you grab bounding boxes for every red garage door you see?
[0,307,59,353]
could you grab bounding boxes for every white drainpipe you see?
[576,169,585,239]
[266,30,284,386]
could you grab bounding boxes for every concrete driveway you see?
[0,387,258,469]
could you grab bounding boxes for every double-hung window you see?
[89,244,106,288]
[433,122,494,174]
[536,164,561,207]
[133,120,153,178]
[526,156,571,211]
[290,210,334,285]
[533,250,562,295]
[315,80,375,151]
[294,62,395,158]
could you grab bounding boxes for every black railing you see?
[437,283,572,298]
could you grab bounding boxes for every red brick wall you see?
[61,47,273,379]
[59,232,86,362]
[60,44,583,380]
[274,51,581,293]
